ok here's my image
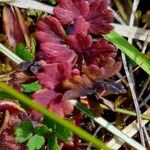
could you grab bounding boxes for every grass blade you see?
[0,82,110,150]
[105,31,150,75]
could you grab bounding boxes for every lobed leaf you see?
[21,81,41,93]
[27,134,45,150]
[14,43,33,61]
[34,125,50,136]
[15,120,33,143]
[43,117,71,141]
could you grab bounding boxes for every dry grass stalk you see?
[107,108,150,149]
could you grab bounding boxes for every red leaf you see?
[54,0,114,35]
[67,33,92,53]
[86,0,114,35]
[37,42,76,64]
[54,0,89,25]
[37,62,72,89]
[35,16,66,44]
[32,89,74,119]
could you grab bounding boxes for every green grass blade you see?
[0,82,110,150]
[105,31,150,75]
[100,104,150,120]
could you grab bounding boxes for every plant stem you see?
[113,0,129,24]
[100,104,150,120]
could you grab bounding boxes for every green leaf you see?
[15,121,33,143]
[127,57,137,66]
[48,135,59,150]
[49,0,56,5]
[21,81,41,93]
[34,125,51,136]
[27,134,45,150]
[43,117,71,141]
[14,43,33,61]
[43,117,56,129]
[55,123,71,141]
[105,31,150,75]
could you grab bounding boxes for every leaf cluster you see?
[14,118,71,150]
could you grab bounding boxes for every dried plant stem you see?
[140,94,150,109]
[111,1,148,147]
[143,127,150,147]
[4,0,54,13]
[0,44,23,64]
[70,100,146,150]
[107,108,150,149]
[113,0,128,24]
[142,31,150,53]
[109,7,126,25]
[138,77,150,101]
[127,0,145,146]
[113,23,150,42]
[0,0,12,2]
[109,2,146,147]
[116,72,128,87]
[128,0,140,43]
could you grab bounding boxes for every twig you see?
[117,72,128,87]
